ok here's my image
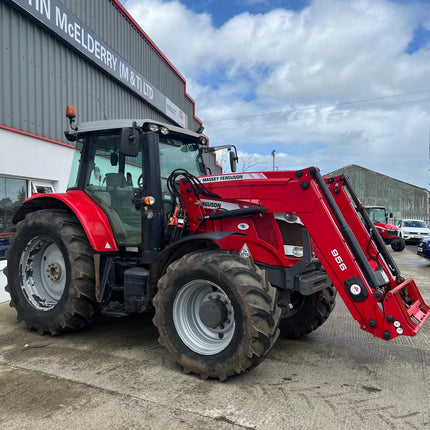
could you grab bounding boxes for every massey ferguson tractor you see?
[5,108,429,380]
[364,205,405,252]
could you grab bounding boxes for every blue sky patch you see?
[179,0,310,27]
[407,24,430,54]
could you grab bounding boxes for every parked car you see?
[0,227,15,259]
[417,237,430,259]
[0,235,10,259]
[397,219,430,243]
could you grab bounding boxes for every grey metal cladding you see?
[0,0,201,144]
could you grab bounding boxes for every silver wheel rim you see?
[173,280,235,355]
[19,236,66,311]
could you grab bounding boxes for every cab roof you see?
[77,119,202,140]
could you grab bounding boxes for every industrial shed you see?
[0,0,220,229]
[0,0,217,302]
[326,164,429,224]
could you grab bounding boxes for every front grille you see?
[410,232,427,236]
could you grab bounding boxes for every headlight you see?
[160,126,169,135]
[148,124,160,133]
[284,213,299,223]
[283,245,303,257]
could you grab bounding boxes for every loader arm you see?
[178,167,429,341]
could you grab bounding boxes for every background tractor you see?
[364,205,405,252]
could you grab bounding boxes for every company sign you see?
[11,0,188,128]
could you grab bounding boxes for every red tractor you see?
[5,108,429,380]
[364,206,405,252]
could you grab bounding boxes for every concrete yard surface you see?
[0,247,429,430]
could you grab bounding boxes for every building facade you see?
[326,164,429,224]
[0,0,215,302]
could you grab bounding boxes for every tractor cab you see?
[66,116,208,249]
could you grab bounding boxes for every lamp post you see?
[271,149,276,171]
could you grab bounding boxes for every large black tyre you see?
[391,237,405,252]
[279,286,336,339]
[5,210,99,334]
[153,250,281,380]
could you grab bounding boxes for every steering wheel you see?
[138,173,143,188]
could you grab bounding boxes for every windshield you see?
[366,208,387,224]
[68,130,206,247]
[404,220,428,228]
[160,138,205,178]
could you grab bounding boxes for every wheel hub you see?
[19,236,66,311]
[173,280,236,355]
[47,263,62,281]
[199,299,228,329]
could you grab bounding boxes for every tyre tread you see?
[153,250,281,380]
[5,210,99,334]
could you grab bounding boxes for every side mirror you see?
[389,212,393,219]
[229,150,239,172]
[120,127,140,157]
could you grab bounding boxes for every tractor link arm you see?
[339,174,402,280]
[310,168,388,290]
[258,229,332,295]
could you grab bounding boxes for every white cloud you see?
[124,0,430,188]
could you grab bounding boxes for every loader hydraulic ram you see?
[176,167,429,341]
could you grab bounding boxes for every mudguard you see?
[13,190,119,252]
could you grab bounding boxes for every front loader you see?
[5,108,429,380]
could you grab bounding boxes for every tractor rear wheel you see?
[5,210,98,334]
[153,250,281,380]
[279,286,336,339]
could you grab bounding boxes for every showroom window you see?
[0,177,27,232]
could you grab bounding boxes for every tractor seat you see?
[104,173,126,189]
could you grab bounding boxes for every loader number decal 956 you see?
[331,249,347,271]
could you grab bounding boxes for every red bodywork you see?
[373,222,398,241]
[178,168,429,340]
[18,190,119,252]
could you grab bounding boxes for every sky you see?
[122,0,430,189]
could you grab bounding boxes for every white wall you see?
[0,127,75,303]
[0,128,74,192]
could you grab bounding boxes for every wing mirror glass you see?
[120,127,140,157]
[229,150,238,172]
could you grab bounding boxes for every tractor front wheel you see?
[5,210,98,334]
[279,286,336,339]
[153,250,281,380]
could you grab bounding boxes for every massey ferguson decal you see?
[200,199,242,211]
[200,173,268,183]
